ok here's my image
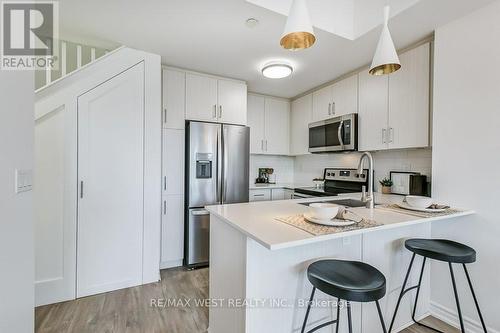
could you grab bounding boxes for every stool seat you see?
[307,260,386,303]
[405,239,476,264]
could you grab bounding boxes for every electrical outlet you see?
[15,169,33,193]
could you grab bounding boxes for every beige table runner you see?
[378,204,464,218]
[275,214,383,236]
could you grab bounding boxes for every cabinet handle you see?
[261,139,264,151]
[265,140,268,151]
[253,194,265,197]
[389,127,394,143]
[328,103,332,115]
[218,105,223,119]
[163,108,167,124]
[382,128,387,144]
[163,176,167,191]
[80,181,84,198]
[213,105,217,119]
[332,102,335,115]
[163,200,167,215]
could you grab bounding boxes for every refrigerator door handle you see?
[222,127,229,204]
[217,127,223,204]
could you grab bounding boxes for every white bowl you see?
[308,203,339,220]
[405,195,433,209]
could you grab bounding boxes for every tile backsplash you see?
[251,148,432,191]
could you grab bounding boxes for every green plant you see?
[379,177,393,187]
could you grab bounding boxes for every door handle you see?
[218,105,222,119]
[163,200,167,215]
[382,128,387,144]
[337,120,344,148]
[328,103,332,115]
[192,209,210,216]
[389,127,394,143]
[332,102,335,115]
[213,105,217,119]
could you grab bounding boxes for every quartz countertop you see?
[205,193,474,250]
[249,183,309,190]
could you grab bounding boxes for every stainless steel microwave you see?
[309,113,358,153]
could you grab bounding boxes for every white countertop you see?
[205,193,474,251]
[249,183,308,190]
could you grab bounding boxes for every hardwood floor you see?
[36,267,459,333]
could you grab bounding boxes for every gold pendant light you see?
[280,0,316,50]
[369,6,401,75]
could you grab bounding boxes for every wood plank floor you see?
[36,267,459,333]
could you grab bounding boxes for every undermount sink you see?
[300,198,372,208]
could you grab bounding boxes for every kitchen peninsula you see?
[206,194,473,333]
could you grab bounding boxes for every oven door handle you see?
[337,120,344,149]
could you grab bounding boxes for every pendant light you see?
[369,5,401,75]
[280,0,316,50]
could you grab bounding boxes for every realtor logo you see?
[1,1,59,70]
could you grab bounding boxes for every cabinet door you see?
[162,129,185,196]
[185,73,218,122]
[247,94,265,154]
[264,98,290,155]
[331,74,358,117]
[161,194,184,267]
[312,85,333,121]
[358,70,389,151]
[388,43,430,149]
[218,80,247,125]
[271,188,286,200]
[290,94,312,155]
[162,69,185,129]
[249,189,271,202]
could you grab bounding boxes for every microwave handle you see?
[337,120,344,148]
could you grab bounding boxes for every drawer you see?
[249,189,271,202]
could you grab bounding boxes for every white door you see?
[162,68,185,129]
[312,85,333,121]
[358,70,389,151]
[331,74,358,117]
[247,94,265,154]
[185,73,218,122]
[388,43,430,149]
[265,98,290,155]
[290,94,312,155]
[162,129,185,196]
[161,194,184,268]
[77,63,144,297]
[218,79,247,125]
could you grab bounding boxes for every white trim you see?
[161,64,246,85]
[76,45,82,68]
[159,260,183,270]
[430,301,498,333]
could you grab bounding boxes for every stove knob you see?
[355,174,359,178]
[361,174,366,179]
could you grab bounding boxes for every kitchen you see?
[1,1,499,333]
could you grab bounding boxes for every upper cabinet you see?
[312,73,358,121]
[290,94,312,155]
[248,94,290,155]
[359,43,430,151]
[162,68,186,129]
[185,73,247,125]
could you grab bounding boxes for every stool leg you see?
[376,300,388,333]
[336,298,341,333]
[449,263,466,332]
[412,257,427,322]
[389,252,416,332]
[347,301,353,333]
[463,264,488,332]
[301,287,316,333]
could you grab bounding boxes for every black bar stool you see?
[389,239,487,333]
[301,259,387,333]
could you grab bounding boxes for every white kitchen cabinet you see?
[388,43,430,149]
[161,194,184,268]
[162,68,185,129]
[248,94,266,154]
[218,79,247,125]
[312,74,358,121]
[358,70,389,151]
[265,98,290,155]
[185,73,218,122]
[358,43,430,152]
[290,94,312,155]
[249,189,271,202]
[248,94,290,155]
[162,129,184,196]
[271,188,294,200]
[185,72,247,125]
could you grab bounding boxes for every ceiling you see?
[58,0,495,99]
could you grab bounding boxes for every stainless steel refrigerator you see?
[185,121,250,267]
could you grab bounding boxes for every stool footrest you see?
[401,285,418,297]
[306,319,338,333]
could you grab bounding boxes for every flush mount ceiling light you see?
[280,0,316,50]
[261,62,293,79]
[369,5,401,75]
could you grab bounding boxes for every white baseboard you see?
[430,301,497,333]
[160,259,183,270]
[392,312,430,333]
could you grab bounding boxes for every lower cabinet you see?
[161,194,184,269]
[249,188,294,202]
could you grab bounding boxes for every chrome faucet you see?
[357,152,374,209]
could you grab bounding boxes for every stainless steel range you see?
[294,168,369,199]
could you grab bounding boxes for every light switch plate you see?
[15,169,33,193]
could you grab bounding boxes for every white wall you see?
[0,71,35,332]
[294,149,432,191]
[431,1,500,332]
[250,154,295,184]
